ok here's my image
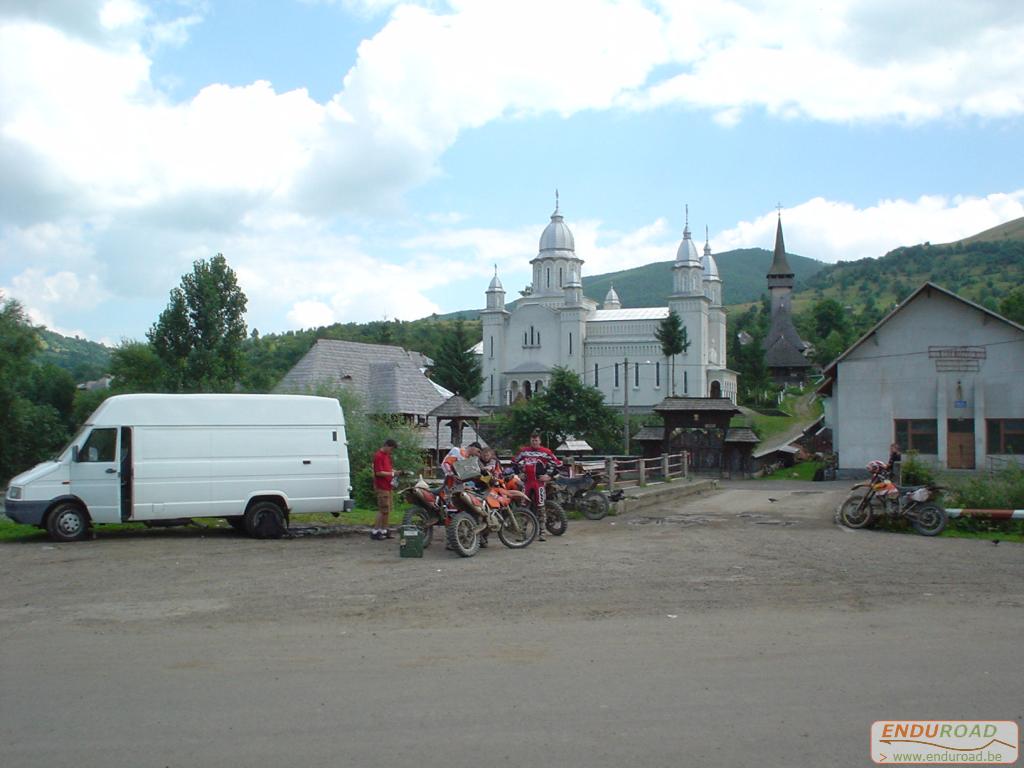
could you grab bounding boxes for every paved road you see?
[1,483,1021,768]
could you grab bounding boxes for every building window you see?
[614,363,620,388]
[684,370,688,394]
[987,419,1024,454]
[523,331,528,346]
[894,419,938,454]
[546,268,551,288]
[655,361,660,388]
[594,363,599,387]
[489,335,493,358]
[489,375,493,398]
[634,362,640,388]
[537,331,541,346]
[568,332,573,355]
[559,267,563,287]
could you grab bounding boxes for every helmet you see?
[866,460,887,474]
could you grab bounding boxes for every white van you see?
[4,394,353,541]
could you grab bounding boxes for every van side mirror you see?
[72,445,79,463]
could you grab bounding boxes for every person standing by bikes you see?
[514,431,561,542]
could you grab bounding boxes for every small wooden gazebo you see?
[428,395,488,455]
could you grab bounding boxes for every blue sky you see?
[1,0,1022,343]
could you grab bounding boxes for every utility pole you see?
[623,357,630,455]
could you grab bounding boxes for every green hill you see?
[799,238,1024,313]
[37,329,111,382]
[955,214,1024,246]
[582,248,824,308]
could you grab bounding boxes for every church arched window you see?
[546,268,551,288]
[559,267,563,287]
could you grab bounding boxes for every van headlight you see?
[6,486,22,500]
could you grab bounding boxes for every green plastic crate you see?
[399,524,424,558]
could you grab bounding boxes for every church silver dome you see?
[539,194,575,254]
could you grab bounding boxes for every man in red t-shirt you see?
[372,438,399,540]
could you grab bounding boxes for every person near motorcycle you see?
[371,438,399,540]
[513,431,562,542]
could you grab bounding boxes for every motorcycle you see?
[839,461,947,536]
[447,471,539,557]
[553,469,611,520]
[400,478,456,549]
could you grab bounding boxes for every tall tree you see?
[147,254,248,392]
[430,319,482,399]
[655,310,690,396]
[0,294,69,484]
[999,286,1024,325]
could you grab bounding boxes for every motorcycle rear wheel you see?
[580,490,610,520]
[401,507,435,549]
[446,512,480,557]
[544,500,568,536]
[840,494,878,529]
[911,504,947,537]
[497,505,538,549]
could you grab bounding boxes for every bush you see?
[900,452,936,486]
[949,463,1024,510]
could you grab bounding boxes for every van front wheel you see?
[46,503,90,542]
[244,501,288,539]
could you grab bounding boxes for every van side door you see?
[70,427,120,523]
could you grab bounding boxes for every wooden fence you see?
[571,453,689,490]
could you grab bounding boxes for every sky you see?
[1,0,1023,344]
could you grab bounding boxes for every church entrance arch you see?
[524,381,533,399]
[709,381,722,398]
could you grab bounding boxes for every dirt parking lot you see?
[2,481,1021,768]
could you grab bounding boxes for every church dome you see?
[702,232,720,280]
[539,199,575,254]
[603,284,621,309]
[675,227,700,265]
[488,268,504,291]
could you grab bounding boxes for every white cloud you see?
[714,191,1024,263]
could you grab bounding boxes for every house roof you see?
[633,426,664,441]
[724,427,760,443]
[428,394,488,419]
[558,438,593,452]
[275,339,440,416]
[653,397,741,414]
[590,307,670,322]
[505,361,553,374]
[817,281,1024,395]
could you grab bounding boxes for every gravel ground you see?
[1,481,1021,767]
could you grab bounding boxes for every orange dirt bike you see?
[400,479,456,549]
[839,463,947,536]
[446,471,539,557]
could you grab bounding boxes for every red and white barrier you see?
[946,509,1024,520]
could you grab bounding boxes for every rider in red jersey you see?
[513,431,562,541]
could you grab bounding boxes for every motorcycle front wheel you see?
[911,504,947,537]
[401,507,435,548]
[839,494,878,529]
[498,505,538,549]
[446,512,481,557]
[544,500,568,536]
[579,490,610,520]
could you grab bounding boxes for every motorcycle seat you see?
[554,475,593,491]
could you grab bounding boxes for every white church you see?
[473,199,737,409]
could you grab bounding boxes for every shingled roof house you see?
[275,339,481,453]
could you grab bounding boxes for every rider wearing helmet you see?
[513,431,562,541]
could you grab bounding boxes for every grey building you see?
[818,282,1024,472]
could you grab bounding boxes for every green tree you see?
[110,341,170,392]
[0,295,69,484]
[810,298,847,341]
[655,310,690,396]
[999,286,1024,325]
[495,367,621,453]
[148,254,248,392]
[430,319,482,399]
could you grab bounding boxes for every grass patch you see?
[761,461,823,481]
[0,506,382,543]
[941,527,1024,544]
[736,393,824,443]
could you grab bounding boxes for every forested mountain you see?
[581,248,824,307]
[37,330,111,382]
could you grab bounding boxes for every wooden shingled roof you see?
[428,395,488,420]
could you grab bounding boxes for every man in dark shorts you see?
[372,438,399,540]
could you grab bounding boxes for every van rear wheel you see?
[46,502,90,542]
[244,501,288,539]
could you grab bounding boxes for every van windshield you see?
[51,426,89,461]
